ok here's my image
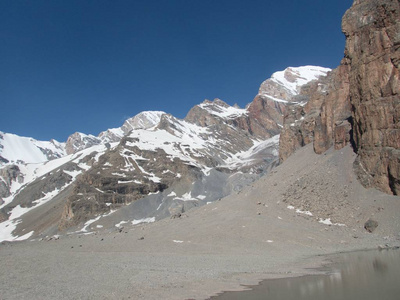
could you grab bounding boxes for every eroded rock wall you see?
[343,0,400,195]
[279,65,351,161]
[280,0,400,195]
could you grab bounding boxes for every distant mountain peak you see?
[258,65,331,102]
[70,111,167,154]
[0,131,65,165]
[122,111,165,131]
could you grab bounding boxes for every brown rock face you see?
[313,64,351,154]
[185,98,279,139]
[65,132,101,155]
[343,0,400,195]
[246,96,284,137]
[279,65,351,161]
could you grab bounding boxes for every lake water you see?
[209,249,400,300]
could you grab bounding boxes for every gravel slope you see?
[1,144,399,300]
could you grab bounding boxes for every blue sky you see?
[1,0,353,142]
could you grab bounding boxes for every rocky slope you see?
[0,66,328,241]
[280,0,400,196]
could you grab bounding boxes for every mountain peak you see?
[258,65,331,102]
[0,131,65,165]
[122,111,165,132]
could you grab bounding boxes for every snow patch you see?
[174,192,197,201]
[80,216,102,232]
[0,219,34,242]
[287,205,313,216]
[63,170,82,180]
[198,102,248,120]
[319,218,346,226]
[132,217,155,225]
[115,221,128,228]
[112,172,127,177]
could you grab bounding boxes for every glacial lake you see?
[209,249,400,300]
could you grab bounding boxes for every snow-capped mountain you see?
[245,66,331,135]
[0,65,329,242]
[258,66,331,103]
[0,131,65,165]
[65,111,166,154]
[99,110,166,144]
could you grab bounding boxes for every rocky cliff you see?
[343,0,400,195]
[279,64,351,161]
[279,0,400,195]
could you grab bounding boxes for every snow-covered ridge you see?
[98,111,166,144]
[257,66,331,105]
[0,131,65,165]
[124,116,210,171]
[69,111,166,153]
[198,99,247,120]
[125,111,165,130]
[269,66,331,95]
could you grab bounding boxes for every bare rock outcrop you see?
[343,0,400,195]
[185,98,278,140]
[0,165,23,208]
[65,132,101,155]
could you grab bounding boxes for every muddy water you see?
[210,249,400,300]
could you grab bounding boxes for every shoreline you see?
[0,227,396,300]
[208,247,400,300]
[205,246,397,299]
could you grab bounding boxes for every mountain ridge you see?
[0,65,329,242]
[1,2,400,299]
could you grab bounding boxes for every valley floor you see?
[1,144,399,300]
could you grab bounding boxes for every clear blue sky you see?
[1,0,353,142]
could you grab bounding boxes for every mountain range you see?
[0,66,330,241]
[1,1,400,299]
